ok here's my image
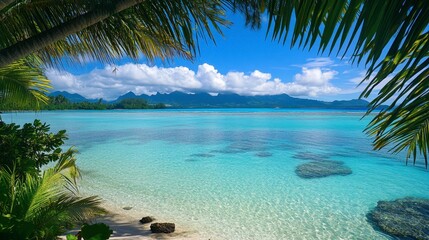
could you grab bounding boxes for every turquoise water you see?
[4,109,429,239]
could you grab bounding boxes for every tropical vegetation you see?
[1,95,166,110]
[67,223,113,240]
[0,57,51,109]
[0,120,105,239]
[0,119,67,177]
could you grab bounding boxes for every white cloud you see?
[196,63,226,91]
[341,71,393,95]
[294,67,337,86]
[303,57,335,68]
[46,63,341,100]
[293,57,350,70]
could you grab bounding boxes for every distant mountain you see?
[51,90,374,109]
[113,91,371,109]
[49,91,103,103]
[115,91,138,102]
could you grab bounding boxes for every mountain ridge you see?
[49,91,373,109]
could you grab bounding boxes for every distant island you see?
[46,91,376,110]
[43,94,166,110]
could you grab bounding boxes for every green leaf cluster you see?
[0,57,51,110]
[81,223,113,240]
[66,223,113,240]
[0,120,105,239]
[0,119,67,177]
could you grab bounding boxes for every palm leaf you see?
[0,0,232,67]
[262,0,429,166]
[0,56,51,110]
[0,147,104,239]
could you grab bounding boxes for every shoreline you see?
[62,201,203,240]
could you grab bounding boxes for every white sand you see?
[61,202,204,240]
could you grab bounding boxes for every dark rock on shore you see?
[367,197,429,240]
[295,160,352,178]
[150,223,175,233]
[139,216,154,224]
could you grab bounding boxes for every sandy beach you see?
[62,202,203,240]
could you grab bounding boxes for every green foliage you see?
[114,98,150,109]
[80,223,113,240]
[153,103,167,109]
[0,0,236,67]
[0,150,104,240]
[50,95,71,105]
[40,96,166,110]
[0,119,67,177]
[66,234,79,240]
[0,57,51,110]
[0,120,105,239]
[66,223,113,240]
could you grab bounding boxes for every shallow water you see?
[4,109,429,239]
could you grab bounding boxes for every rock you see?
[211,149,242,154]
[255,152,273,157]
[295,160,352,178]
[139,216,154,224]
[185,158,198,162]
[367,197,429,240]
[122,206,132,210]
[191,153,215,158]
[150,223,175,233]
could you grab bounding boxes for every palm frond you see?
[263,0,429,165]
[0,0,231,67]
[0,148,104,239]
[0,56,51,110]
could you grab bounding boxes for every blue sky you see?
[46,12,374,101]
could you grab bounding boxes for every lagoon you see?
[4,109,429,239]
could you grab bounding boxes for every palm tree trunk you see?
[0,0,144,68]
[0,0,15,12]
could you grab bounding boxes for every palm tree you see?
[0,0,235,67]
[0,149,104,240]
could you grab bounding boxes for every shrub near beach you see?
[0,120,105,240]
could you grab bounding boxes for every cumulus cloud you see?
[292,67,339,97]
[46,63,341,100]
